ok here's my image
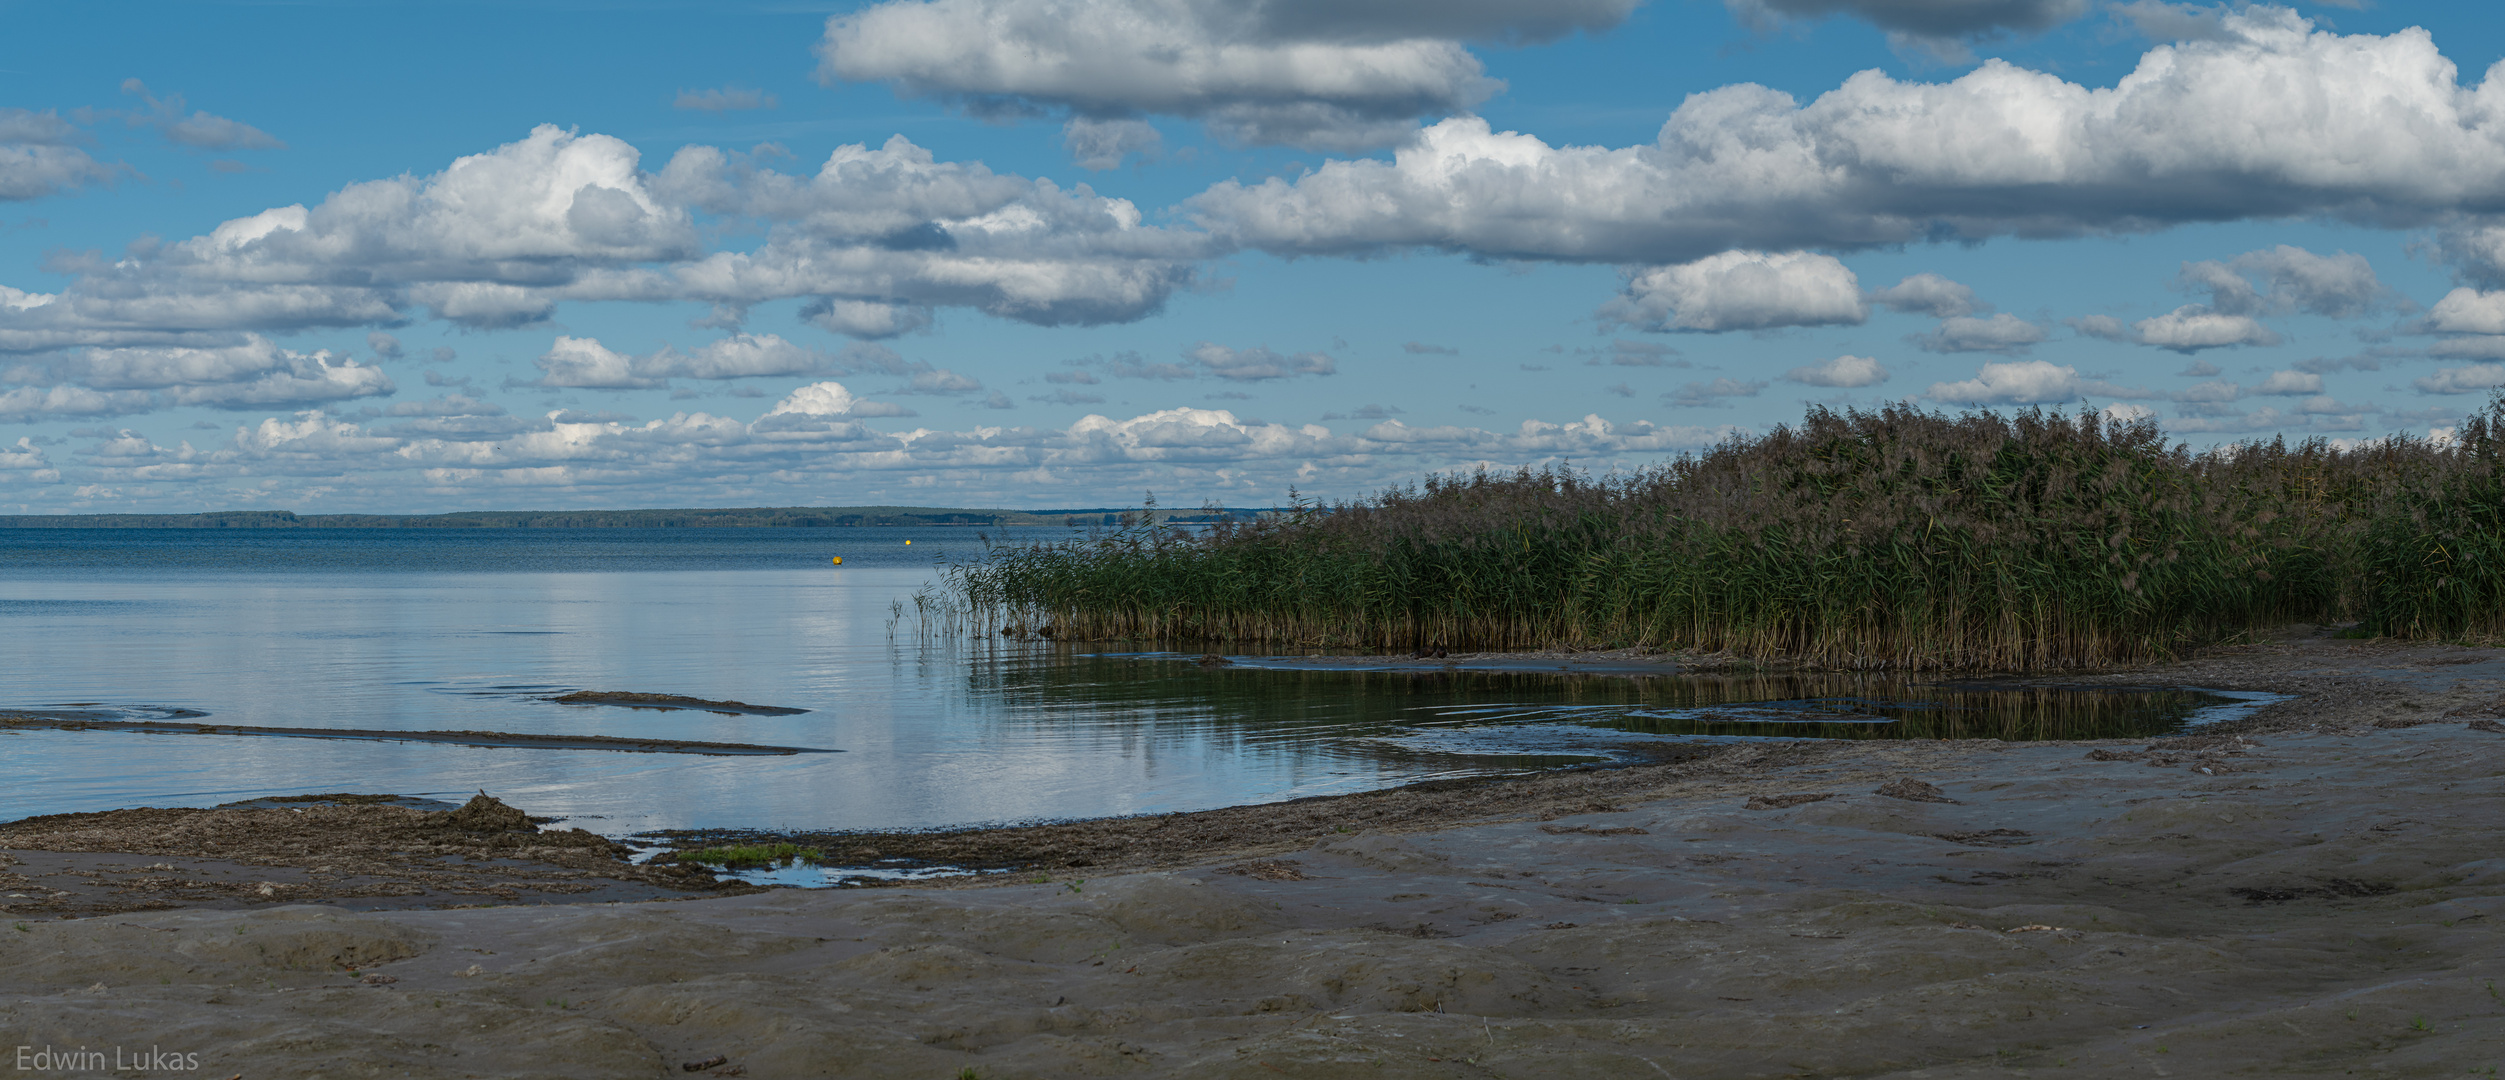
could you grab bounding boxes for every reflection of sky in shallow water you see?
[697,860,993,890]
[1,528,2272,837]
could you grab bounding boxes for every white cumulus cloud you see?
[658,135,1211,336]
[16,395,1767,510]
[1193,12,2505,263]
[2132,306,2280,353]
[1064,118,1163,171]
[1869,272,1980,318]
[816,0,1640,151]
[763,380,916,418]
[1912,313,2048,355]
[1603,250,1865,333]
[2101,402,2157,423]
[2205,245,2398,319]
[1184,343,1337,381]
[0,125,697,352]
[0,436,60,482]
[532,333,850,389]
[2,336,394,416]
[2252,370,2324,396]
[0,124,1217,382]
[533,337,658,390]
[0,385,153,423]
[2414,364,2505,395]
[1925,360,2151,405]
[1783,354,1890,387]
[2423,288,2505,335]
[0,109,114,201]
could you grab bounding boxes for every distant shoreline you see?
[0,505,1274,529]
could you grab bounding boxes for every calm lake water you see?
[0,528,2270,838]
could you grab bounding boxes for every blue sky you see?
[6,0,2505,513]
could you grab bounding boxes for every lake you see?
[0,527,2272,839]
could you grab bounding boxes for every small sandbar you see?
[0,793,745,916]
[545,690,810,715]
[0,714,835,756]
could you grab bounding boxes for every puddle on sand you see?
[1364,677,2283,762]
[621,843,988,889]
[722,861,990,889]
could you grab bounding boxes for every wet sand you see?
[4,633,2504,1077]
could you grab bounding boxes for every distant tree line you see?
[0,505,1283,529]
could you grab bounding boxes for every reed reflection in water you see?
[993,656,2262,757]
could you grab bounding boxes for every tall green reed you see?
[951,400,2505,669]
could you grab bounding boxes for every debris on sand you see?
[1934,829,2032,846]
[1218,860,1308,881]
[1874,779,1959,804]
[1744,793,1838,811]
[435,791,532,833]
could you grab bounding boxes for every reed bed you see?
[951,401,2505,670]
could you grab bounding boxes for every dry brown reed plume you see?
[952,401,2505,670]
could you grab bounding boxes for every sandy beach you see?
[5,631,2503,1078]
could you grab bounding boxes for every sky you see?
[6,0,2505,513]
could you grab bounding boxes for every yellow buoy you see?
[904,539,912,545]
[831,556,843,565]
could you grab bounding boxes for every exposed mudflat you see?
[4,633,2504,1078]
